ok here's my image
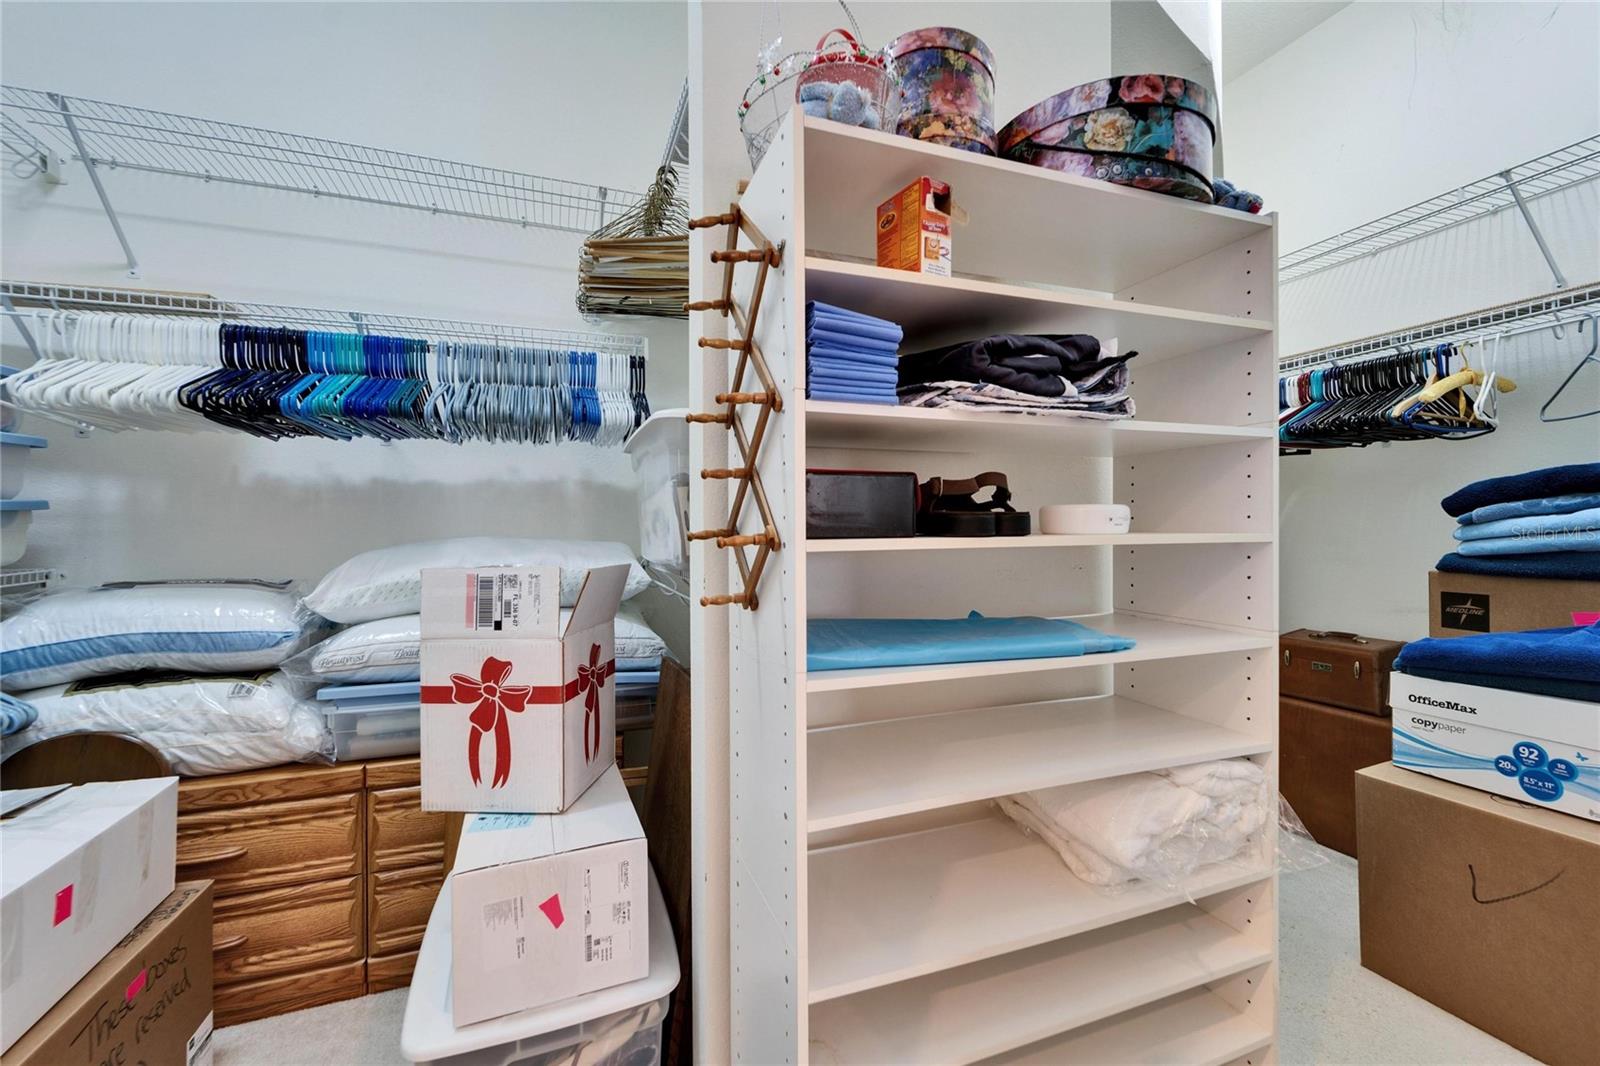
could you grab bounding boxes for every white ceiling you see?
[1221,1,1353,83]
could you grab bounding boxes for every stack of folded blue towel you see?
[806,301,902,406]
[1394,622,1600,703]
[1438,462,1600,580]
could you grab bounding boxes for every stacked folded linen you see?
[897,333,1136,419]
[806,301,903,405]
[998,758,1269,886]
[1394,622,1600,703]
[806,611,1134,671]
[1439,464,1600,578]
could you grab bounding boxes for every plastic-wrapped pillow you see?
[1,582,317,692]
[303,538,651,625]
[2,671,331,776]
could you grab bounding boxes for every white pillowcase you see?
[295,606,670,683]
[303,538,650,625]
[1,583,315,691]
[3,671,331,777]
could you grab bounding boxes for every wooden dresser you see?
[176,757,446,1026]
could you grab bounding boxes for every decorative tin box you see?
[888,27,997,155]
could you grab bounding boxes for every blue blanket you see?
[808,611,1135,671]
[808,358,900,383]
[1459,492,1600,526]
[1399,665,1600,703]
[807,384,898,404]
[1394,622,1600,687]
[1456,528,1600,556]
[1455,506,1600,541]
[0,693,37,737]
[1442,463,1600,518]
[1437,551,1600,580]
[808,345,901,368]
[808,327,901,355]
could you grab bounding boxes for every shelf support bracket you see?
[49,92,140,279]
[1500,168,1567,291]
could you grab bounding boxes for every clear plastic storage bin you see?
[1,432,47,499]
[0,499,47,566]
[623,410,689,578]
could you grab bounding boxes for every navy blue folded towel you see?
[1399,665,1600,703]
[1436,551,1600,580]
[1394,622,1600,689]
[1441,463,1600,518]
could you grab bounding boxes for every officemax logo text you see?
[1408,693,1477,715]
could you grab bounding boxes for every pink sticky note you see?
[1574,612,1599,626]
[125,968,148,1002]
[538,893,565,929]
[53,885,73,926]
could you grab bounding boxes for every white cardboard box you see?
[448,766,648,1026]
[1391,672,1600,822]
[0,777,179,1053]
[420,565,628,813]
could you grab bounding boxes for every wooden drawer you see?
[178,791,362,896]
[368,950,420,994]
[179,762,364,812]
[368,863,444,958]
[368,785,447,874]
[214,959,366,1027]
[213,875,364,985]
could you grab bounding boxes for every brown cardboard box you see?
[1280,696,1391,857]
[1429,570,1600,637]
[5,882,214,1066]
[1356,763,1600,1065]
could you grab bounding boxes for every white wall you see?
[1224,0,1600,640]
[1,3,689,611]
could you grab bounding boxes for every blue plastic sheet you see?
[808,611,1135,671]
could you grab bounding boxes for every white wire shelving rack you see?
[1277,135,1600,283]
[662,79,689,172]
[1,85,645,247]
[1278,282,1600,373]
[0,568,59,593]
[0,279,648,358]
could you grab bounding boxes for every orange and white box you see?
[876,176,953,277]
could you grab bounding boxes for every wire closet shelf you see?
[0,280,648,359]
[1279,282,1600,373]
[1277,135,1600,283]
[1,85,643,234]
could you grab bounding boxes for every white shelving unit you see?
[694,114,1279,1064]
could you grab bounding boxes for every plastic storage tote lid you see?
[399,870,680,1063]
[0,432,47,448]
[0,499,48,511]
[622,407,688,460]
[998,74,1218,155]
[888,26,995,73]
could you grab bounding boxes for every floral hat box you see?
[419,564,629,814]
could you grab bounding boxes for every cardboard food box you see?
[1429,569,1600,637]
[0,778,179,1054]
[1390,672,1600,822]
[5,881,215,1066]
[1357,762,1600,1065]
[876,176,953,276]
[447,766,648,1026]
[420,565,629,813]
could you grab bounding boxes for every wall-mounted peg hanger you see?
[687,527,735,541]
[715,391,772,405]
[689,211,740,230]
[686,299,731,313]
[711,248,780,266]
[701,467,750,480]
[684,411,730,424]
[700,593,751,607]
[699,337,750,351]
[716,530,779,550]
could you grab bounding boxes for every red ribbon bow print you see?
[575,643,614,763]
[450,656,532,788]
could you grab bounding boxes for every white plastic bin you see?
[623,410,689,578]
[1,432,47,500]
[0,499,47,566]
[401,870,679,1066]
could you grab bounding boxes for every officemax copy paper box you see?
[420,565,628,813]
[0,778,179,1054]
[448,766,648,1025]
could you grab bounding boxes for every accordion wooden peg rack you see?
[685,204,784,611]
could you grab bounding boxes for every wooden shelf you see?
[809,904,1273,1065]
[807,812,1270,1003]
[808,532,1269,554]
[800,117,1270,294]
[805,257,1272,359]
[984,986,1275,1066]
[805,612,1273,693]
[803,401,1273,454]
[806,696,1269,833]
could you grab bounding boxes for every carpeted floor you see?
[213,845,1535,1065]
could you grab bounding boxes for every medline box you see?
[1390,672,1600,822]
[0,777,179,1054]
[448,767,648,1026]
[877,176,953,276]
[1429,570,1600,636]
[420,565,628,813]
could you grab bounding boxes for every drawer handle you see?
[214,934,249,953]
[177,845,248,867]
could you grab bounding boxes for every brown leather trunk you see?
[1280,695,1392,857]
[1280,628,1405,715]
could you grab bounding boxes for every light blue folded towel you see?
[808,611,1135,671]
[1455,506,1600,542]
[1458,492,1600,526]
[1456,527,1600,556]
[809,363,900,385]
[807,385,898,405]
[809,346,901,370]
[808,327,902,355]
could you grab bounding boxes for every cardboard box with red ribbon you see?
[419,564,629,813]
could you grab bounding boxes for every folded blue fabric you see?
[1437,551,1600,580]
[807,611,1135,671]
[808,326,902,355]
[1398,665,1600,703]
[809,355,899,376]
[807,344,901,368]
[809,363,900,386]
[807,385,899,405]
[1455,506,1600,543]
[1456,528,1600,556]
[1442,463,1600,518]
[1394,622,1600,687]
[1459,492,1600,527]
[807,303,904,344]
[0,693,38,737]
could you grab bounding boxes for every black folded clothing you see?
[898,333,1114,398]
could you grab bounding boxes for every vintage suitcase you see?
[1280,695,1392,858]
[1280,628,1404,715]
